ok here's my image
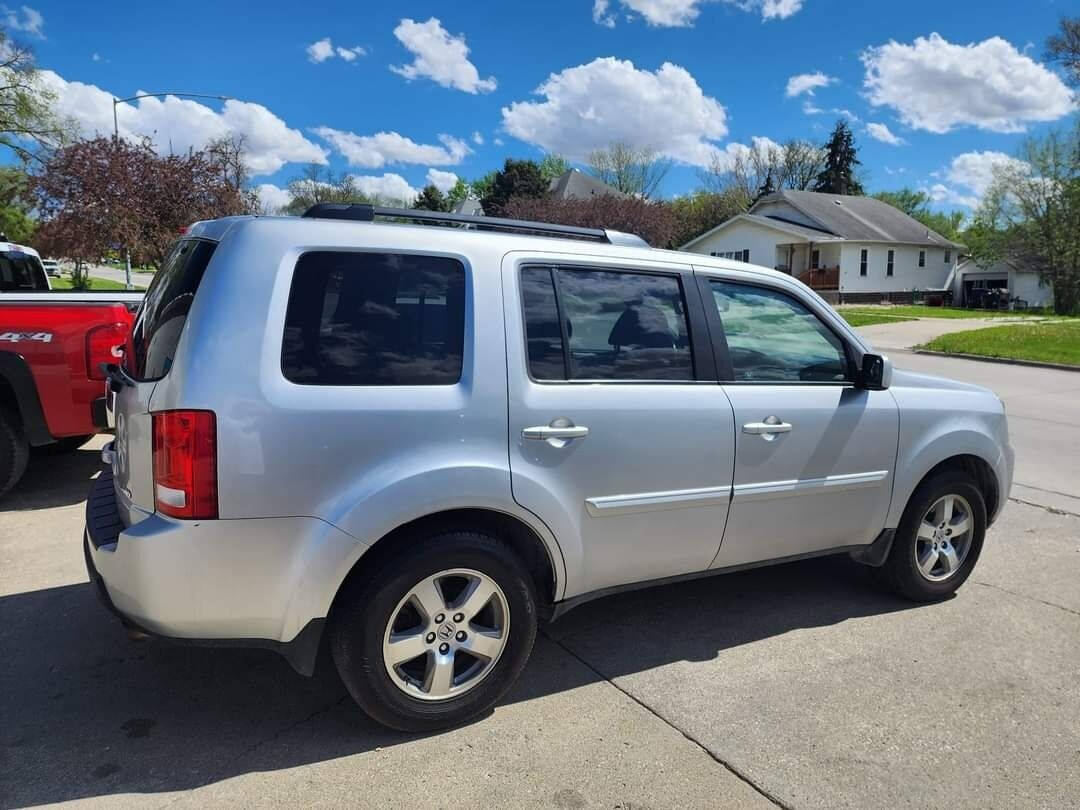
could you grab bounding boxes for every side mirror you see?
[858,353,892,390]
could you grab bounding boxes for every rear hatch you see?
[109,238,216,526]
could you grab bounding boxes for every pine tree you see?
[813,120,864,196]
[412,184,449,212]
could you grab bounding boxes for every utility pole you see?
[111,91,231,290]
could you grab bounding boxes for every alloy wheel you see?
[914,494,974,582]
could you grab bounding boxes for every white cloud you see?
[862,33,1075,134]
[307,37,365,63]
[38,71,327,175]
[923,183,978,209]
[255,183,292,212]
[471,131,484,145]
[501,57,728,166]
[2,5,44,37]
[785,71,834,98]
[306,37,334,63]
[314,127,470,168]
[349,173,418,204]
[945,150,1028,197]
[426,168,459,192]
[493,137,504,146]
[594,0,802,27]
[336,45,366,61]
[802,100,823,115]
[710,136,784,171]
[390,17,496,94]
[866,122,904,145]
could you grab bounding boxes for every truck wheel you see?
[0,407,30,497]
[877,469,986,602]
[35,434,93,454]
[331,530,538,732]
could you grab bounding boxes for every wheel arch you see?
[0,351,52,445]
[909,454,1000,523]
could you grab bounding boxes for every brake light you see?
[86,322,129,380]
[152,410,217,519]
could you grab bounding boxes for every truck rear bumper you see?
[83,468,364,675]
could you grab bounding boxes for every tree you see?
[0,166,36,242]
[283,164,368,215]
[0,30,69,162]
[502,194,678,248]
[778,139,827,191]
[206,134,258,213]
[412,184,449,212]
[480,159,548,215]
[587,142,672,199]
[872,188,930,217]
[538,153,570,184]
[33,136,251,269]
[973,125,1080,314]
[1046,15,1080,86]
[813,120,864,196]
[445,177,470,208]
[666,189,748,248]
[469,170,497,202]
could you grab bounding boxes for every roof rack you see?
[301,203,649,247]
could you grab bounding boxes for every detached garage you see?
[951,259,1053,310]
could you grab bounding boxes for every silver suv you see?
[86,205,1013,731]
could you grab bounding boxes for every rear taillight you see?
[152,410,217,519]
[86,322,129,380]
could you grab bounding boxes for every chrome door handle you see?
[522,425,589,440]
[743,419,792,435]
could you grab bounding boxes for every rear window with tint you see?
[130,239,217,381]
[0,253,48,291]
[282,251,466,386]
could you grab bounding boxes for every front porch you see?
[773,242,841,290]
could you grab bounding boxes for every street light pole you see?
[111,91,231,290]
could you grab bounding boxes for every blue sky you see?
[8,0,1077,211]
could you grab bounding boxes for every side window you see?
[859,249,868,276]
[710,281,850,383]
[919,250,926,267]
[520,266,694,381]
[282,251,465,385]
[887,249,895,277]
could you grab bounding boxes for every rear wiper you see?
[104,363,136,391]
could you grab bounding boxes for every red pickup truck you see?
[1,259,142,495]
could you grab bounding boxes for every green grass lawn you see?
[920,321,1080,367]
[51,277,144,291]
[838,305,1050,321]
[840,312,916,327]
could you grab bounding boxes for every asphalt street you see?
[1,318,1077,809]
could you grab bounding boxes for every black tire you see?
[0,407,30,497]
[877,469,987,602]
[34,434,93,454]
[331,530,538,732]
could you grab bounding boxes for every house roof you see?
[548,169,627,201]
[680,212,841,250]
[451,196,484,216]
[756,190,964,248]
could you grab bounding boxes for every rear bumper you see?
[83,468,363,675]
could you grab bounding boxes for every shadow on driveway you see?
[2,444,105,512]
[0,553,924,807]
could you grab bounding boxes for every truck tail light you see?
[86,322,129,380]
[152,410,217,519]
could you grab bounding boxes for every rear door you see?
[696,273,898,567]
[504,255,736,599]
[110,238,216,526]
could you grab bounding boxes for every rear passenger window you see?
[282,251,465,386]
[521,266,693,381]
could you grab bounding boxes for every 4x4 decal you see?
[0,331,53,343]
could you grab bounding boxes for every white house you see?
[949,258,1053,310]
[681,190,964,299]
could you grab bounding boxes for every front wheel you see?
[877,469,987,601]
[330,530,538,732]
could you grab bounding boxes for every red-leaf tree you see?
[501,193,678,247]
[32,136,253,268]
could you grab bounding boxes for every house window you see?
[919,250,926,267]
[886,250,894,277]
[859,249,868,277]
[811,249,820,269]
[945,250,952,263]
[710,249,750,262]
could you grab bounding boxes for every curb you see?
[912,349,1080,373]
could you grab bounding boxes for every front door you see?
[698,276,898,568]
[503,258,736,599]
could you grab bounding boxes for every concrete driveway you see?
[3,352,1079,808]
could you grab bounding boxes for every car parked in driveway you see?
[86,204,1013,731]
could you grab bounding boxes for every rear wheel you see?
[330,530,538,732]
[0,407,29,497]
[877,470,986,601]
